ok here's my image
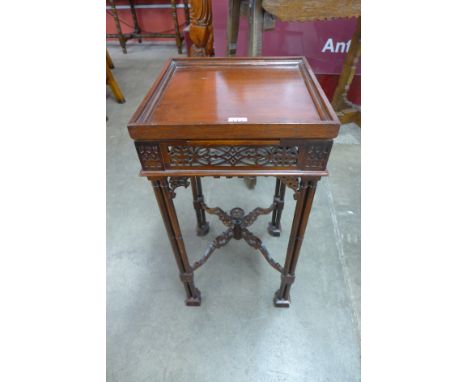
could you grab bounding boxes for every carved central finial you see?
[230,207,245,219]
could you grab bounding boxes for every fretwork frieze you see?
[167,145,299,167]
[135,141,333,171]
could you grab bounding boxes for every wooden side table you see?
[128,57,340,307]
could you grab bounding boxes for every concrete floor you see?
[107,43,361,382]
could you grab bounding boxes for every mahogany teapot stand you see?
[128,57,340,307]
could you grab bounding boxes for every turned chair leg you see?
[129,0,142,43]
[268,178,286,237]
[108,0,127,54]
[106,55,125,104]
[152,178,202,306]
[170,0,183,54]
[274,178,319,307]
[190,176,210,236]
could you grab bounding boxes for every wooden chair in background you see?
[107,0,190,54]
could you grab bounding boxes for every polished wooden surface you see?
[129,57,339,140]
[155,66,321,124]
[128,57,339,307]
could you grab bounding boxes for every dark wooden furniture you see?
[227,0,361,125]
[107,0,189,54]
[128,57,340,307]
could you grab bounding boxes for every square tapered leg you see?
[152,178,201,306]
[268,177,286,237]
[274,178,318,307]
[190,176,210,236]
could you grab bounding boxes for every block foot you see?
[267,222,281,237]
[273,290,290,308]
[196,222,210,237]
[185,289,202,306]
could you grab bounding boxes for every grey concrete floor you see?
[107,43,361,382]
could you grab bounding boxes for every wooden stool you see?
[227,0,361,125]
[106,49,125,104]
[107,0,189,54]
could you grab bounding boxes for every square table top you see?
[128,57,340,141]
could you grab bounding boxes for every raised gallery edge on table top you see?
[128,57,340,141]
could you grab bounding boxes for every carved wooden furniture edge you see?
[127,57,340,139]
[128,59,177,126]
[262,0,360,22]
[142,170,328,177]
[135,139,333,174]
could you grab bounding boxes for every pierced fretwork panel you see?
[303,141,333,170]
[136,141,333,171]
[167,145,299,167]
[135,142,164,170]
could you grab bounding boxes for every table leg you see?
[248,0,264,56]
[170,0,183,54]
[129,0,142,43]
[243,176,257,189]
[274,177,319,307]
[268,178,286,237]
[108,0,127,54]
[190,176,210,236]
[226,0,241,56]
[151,178,202,306]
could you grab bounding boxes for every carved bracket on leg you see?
[277,176,300,199]
[168,176,190,198]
